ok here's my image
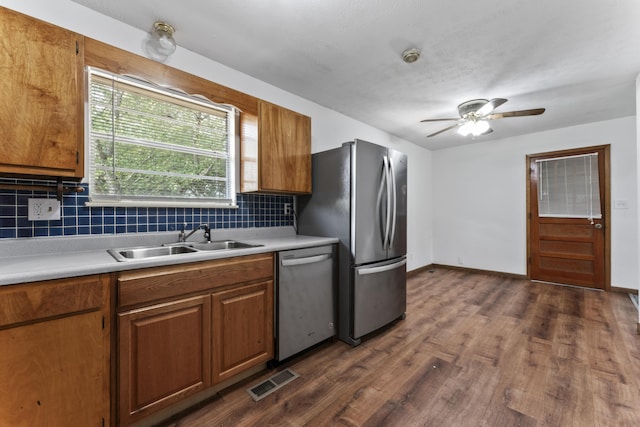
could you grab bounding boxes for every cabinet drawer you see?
[118,253,274,309]
[0,275,106,328]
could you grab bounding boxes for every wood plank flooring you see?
[161,268,640,427]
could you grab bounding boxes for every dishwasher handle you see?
[357,258,407,276]
[281,253,331,267]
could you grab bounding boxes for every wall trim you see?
[407,264,435,278]
[610,286,637,294]
[427,264,528,280]
[420,264,632,294]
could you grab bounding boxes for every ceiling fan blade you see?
[426,122,462,137]
[475,98,508,116]
[487,108,545,120]
[420,118,461,123]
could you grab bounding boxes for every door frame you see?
[526,144,611,291]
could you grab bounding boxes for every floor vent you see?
[247,368,299,401]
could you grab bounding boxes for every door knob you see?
[594,223,603,229]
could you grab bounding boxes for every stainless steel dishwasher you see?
[276,245,336,361]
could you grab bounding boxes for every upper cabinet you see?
[241,101,312,194]
[0,7,84,179]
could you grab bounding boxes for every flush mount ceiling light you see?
[146,21,176,62]
[402,48,421,64]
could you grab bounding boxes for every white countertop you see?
[0,227,338,286]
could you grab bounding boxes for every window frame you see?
[535,152,602,220]
[85,67,239,209]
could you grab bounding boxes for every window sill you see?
[85,200,238,209]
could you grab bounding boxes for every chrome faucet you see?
[178,223,211,242]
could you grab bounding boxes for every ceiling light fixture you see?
[146,21,176,62]
[458,119,490,136]
[402,48,421,64]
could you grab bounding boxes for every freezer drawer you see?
[352,257,406,340]
[276,245,336,361]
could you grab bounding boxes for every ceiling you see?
[71,0,640,150]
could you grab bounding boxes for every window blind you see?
[87,67,237,207]
[536,153,601,219]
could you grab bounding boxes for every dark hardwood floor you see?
[163,268,640,427]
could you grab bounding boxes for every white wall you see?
[433,116,638,289]
[636,73,640,325]
[0,0,434,271]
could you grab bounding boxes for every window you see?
[86,67,238,207]
[536,153,602,219]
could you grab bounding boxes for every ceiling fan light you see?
[474,120,490,135]
[423,97,544,138]
[458,121,474,136]
[458,120,490,137]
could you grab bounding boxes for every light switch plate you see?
[28,198,61,221]
[614,200,629,209]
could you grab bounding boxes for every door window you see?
[536,153,601,220]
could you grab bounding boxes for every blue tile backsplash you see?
[0,178,294,239]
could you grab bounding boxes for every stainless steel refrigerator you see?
[297,139,407,346]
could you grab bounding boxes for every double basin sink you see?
[108,240,263,262]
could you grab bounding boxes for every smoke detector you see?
[402,48,421,64]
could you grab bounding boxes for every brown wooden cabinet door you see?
[0,275,109,427]
[118,295,211,425]
[257,101,311,194]
[0,6,84,178]
[212,280,274,383]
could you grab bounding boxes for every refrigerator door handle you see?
[357,258,407,276]
[281,254,331,267]
[376,158,387,249]
[380,155,391,250]
[389,157,397,247]
[383,155,392,249]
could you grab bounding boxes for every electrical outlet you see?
[284,203,292,215]
[28,198,61,221]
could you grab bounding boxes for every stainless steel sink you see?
[108,240,263,262]
[190,240,262,251]
[108,245,199,262]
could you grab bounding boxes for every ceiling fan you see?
[420,98,545,137]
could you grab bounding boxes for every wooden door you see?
[528,146,609,289]
[118,295,211,425]
[212,280,274,383]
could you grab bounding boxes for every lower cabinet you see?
[0,275,111,427]
[117,253,274,426]
[118,295,211,425]
[212,280,274,383]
